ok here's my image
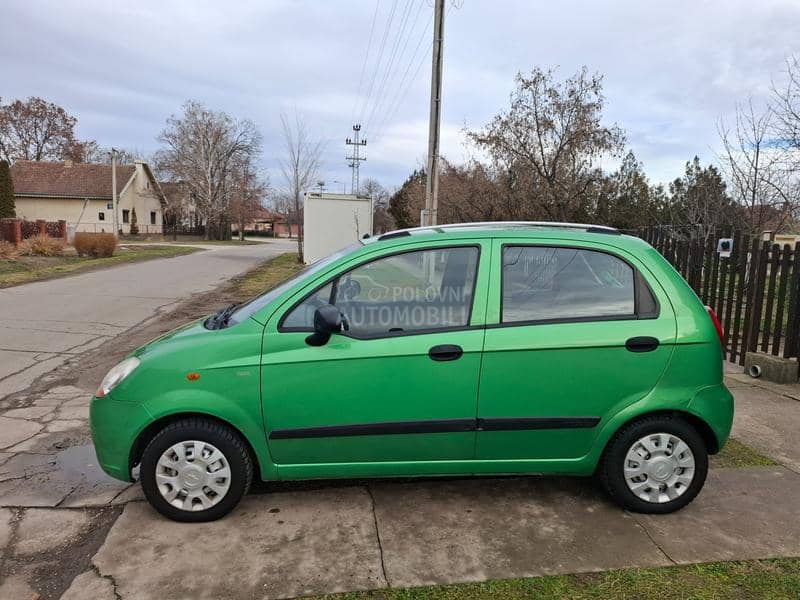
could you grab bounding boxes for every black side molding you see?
[477,417,600,431]
[269,418,475,440]
[269,416,600,440]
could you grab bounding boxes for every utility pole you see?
[423,0,445,227]
[111,148,118,235]
[346,124,367,195]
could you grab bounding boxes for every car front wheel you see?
[140,418,253,522]
[599,416,708,514]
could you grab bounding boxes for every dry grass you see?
[0,240,19,259]
[18,234,65,257]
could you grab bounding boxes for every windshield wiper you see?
[206,303,240,330]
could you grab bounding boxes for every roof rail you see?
[375,221,620,240]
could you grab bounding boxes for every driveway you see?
[0,239,294,401]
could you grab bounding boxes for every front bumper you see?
[90,394,153,482]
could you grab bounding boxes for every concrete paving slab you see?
[14,507,90,555]
[0,416,43,450]
[731,384,800,473]
[45,419,84,433]
[0,575,36,600]
[370,477,671,588]
[93,488,385,599]
[61,569,117,600]
[637,467,800,564]
[0,507,13,551]
[2,406,54,420]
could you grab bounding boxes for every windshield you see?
[227,242,361,325]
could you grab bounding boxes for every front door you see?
[476,240,676,460]
[262,243,489,467]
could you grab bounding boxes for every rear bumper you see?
[687,383,734,451]
[90,395,152,482]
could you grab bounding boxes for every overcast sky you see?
[3,0,799,193]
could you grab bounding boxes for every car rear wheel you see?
[599,415,708,514]
[140,418,253,522]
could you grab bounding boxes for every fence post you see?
[760,244,781,353]
[729,234,751,363]
[784,242,800,359]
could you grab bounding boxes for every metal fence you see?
[639,227,800,366]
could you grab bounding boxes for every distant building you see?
[10,159,165,234]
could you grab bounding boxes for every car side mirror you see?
[306,304,346,346]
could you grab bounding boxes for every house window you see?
[150,211,156,225]
[98,212,105,221]
[122,209,130,224]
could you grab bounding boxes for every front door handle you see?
[625,336,660,353]
[428,344,463,361]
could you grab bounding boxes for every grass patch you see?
[122,236,265,245]
[309,558,800,599]
[232,252,304,300]
[0,244,198,288]
[711,438,776,468]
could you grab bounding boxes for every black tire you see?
[140,417,253,522]
[599,415,708,514]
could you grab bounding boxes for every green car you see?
[90,222,733,522]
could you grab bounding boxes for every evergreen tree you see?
[130,207,139,235]
[0,160,15,218]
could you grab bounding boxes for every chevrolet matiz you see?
[90,222,733,522]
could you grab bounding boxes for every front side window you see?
[282,246,480,337]
[502,246,635,323]
[122,209,130,224]
[150,211,157,225]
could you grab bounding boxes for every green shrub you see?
[0,160,15,219]
[130,207,139,235]
[19,234,64,257]
[74,232,118,257]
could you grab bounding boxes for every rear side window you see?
[281,246,480,337]
[501,246,637,323]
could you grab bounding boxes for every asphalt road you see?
[0,240,294,401]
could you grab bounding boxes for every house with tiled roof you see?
[10,159,165,234]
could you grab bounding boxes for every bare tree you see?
[718,99,797,235]
[156,101,261,240]
[0,97,78,163]
[279,112,324,261]
[361,178,394,233]
[772,55,800,163]
[467,67,625,221]
[230,158,268,241]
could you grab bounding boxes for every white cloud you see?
[2,0,798,192]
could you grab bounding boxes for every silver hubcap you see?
[155,440,231,511]
[624,432,695,504]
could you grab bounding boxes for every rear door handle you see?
[429,344,463,361]
[625,336,660,353]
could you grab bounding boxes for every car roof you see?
[362,221,649,251]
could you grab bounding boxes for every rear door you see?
[476,238,676,460]
[261,241,491,468]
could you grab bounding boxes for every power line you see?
[357,0,399,125]
[362,0,424,132]
[372,0,457,142]
[350,0,381,124]
[372,11,433,141]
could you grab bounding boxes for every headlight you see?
[96,357,141,398]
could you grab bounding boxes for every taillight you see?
[705,306,724,345]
